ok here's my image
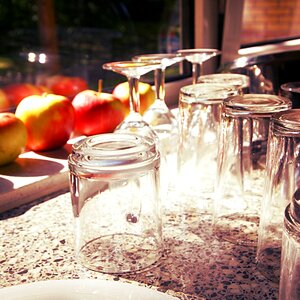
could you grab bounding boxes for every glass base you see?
[115,112,158,141]
[213,214,259,246]
[143,99,177,129]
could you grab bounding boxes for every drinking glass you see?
[256,109,300,282]
[214,94,292,247]
[102,61,160,140]
[69,133,162,274]
[177,48,221,84]
[176,83,238,215]
[279,189,300,300]
[132,53,183,177]
[132,53,183,141]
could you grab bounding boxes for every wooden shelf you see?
[0,143,72,213]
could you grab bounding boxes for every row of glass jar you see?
[176,75,300,300]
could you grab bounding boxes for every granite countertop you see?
[0,186,278,300]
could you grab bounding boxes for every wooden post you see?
[37,0,60,74]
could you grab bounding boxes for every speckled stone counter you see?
[0,188,278,300]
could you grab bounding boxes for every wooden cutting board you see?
[0,143,73,213]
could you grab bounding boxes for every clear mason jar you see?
[279,189,300,300]
[176,83,238,215]
[257,109,300,282]
[68,133,162,274]
[214,94,292,246]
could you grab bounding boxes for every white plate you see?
[0,279,179,300]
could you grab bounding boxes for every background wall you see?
[241,0,300,45]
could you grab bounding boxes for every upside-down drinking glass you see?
[256,109,300,282]
[132,53,183,142]
[279,189,300,300]
[102,61,160,140]
[69,133,163,274]
[214,94,292,247]
[176,83,238,215]
[177,48,221,84]
[132,53,183,174]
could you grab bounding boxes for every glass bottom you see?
[213,214,259,246]
[115,112,158,141]
[78,233,162,274]
[143,99,177,129]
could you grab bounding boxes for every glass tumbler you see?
[176,83,238,215]
[68,133,162,274]
[256,109,300,282]
[279,189,300,300]
[213,94,292,246]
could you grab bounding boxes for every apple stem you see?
[98,79,103,93]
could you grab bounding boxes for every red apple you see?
[72,89,127,135]
[44,75,88,100]
[0,89,10,112]
[15,93,75,151]
[112,81,155,114]
[2,83,49,107]
[0,112,27,166]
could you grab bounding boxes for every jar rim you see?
[68,133,159,172]
[224,94,292,116]
[280,81,300,92]
[180,83,238,104]
[198,73,250,88]
[271,109,300,135]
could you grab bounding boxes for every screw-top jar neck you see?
[180,83,238,105]
[68,133,160,173]
[271,109,300,136]
[198,73,250,89]
[281,81,300,93]
[223,94,292,117]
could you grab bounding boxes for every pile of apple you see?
[0,76,155,166]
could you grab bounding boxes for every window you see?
[0,0,190,94]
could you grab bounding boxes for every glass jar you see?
[176,83,238,215]
[68,133,162,274]
[257,109,300,282]
[214,94,292,246]
[279,189,300,300]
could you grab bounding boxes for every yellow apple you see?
[0,112,27,166]
[112,81,155,114]
[15,93,75,151]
